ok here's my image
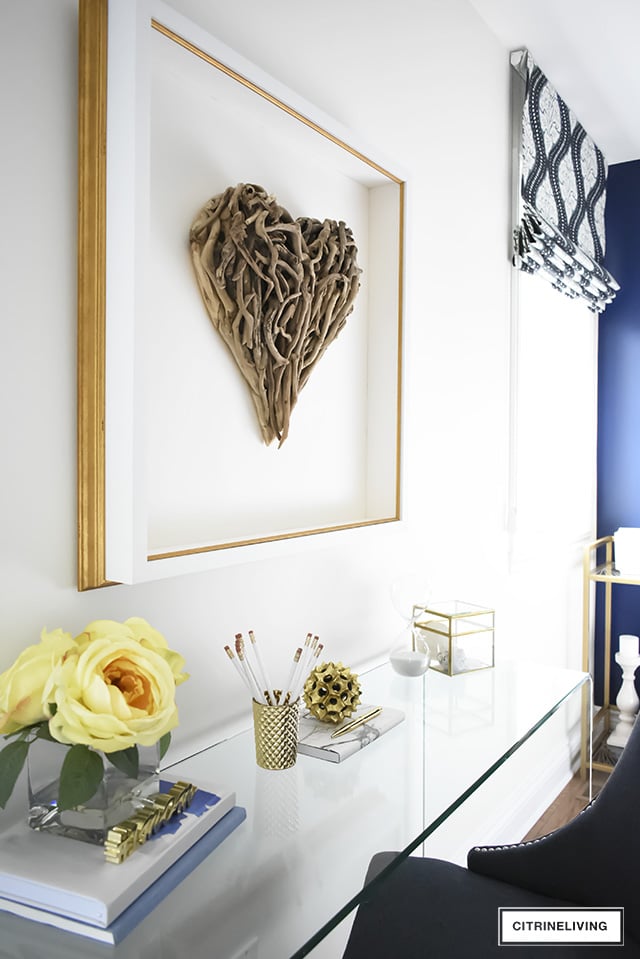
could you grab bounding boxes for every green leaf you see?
[4,722,44,742]
[35,724,57,743]
[106,746,139,779]
[0,740,30,809]
[2,727,27,740]
[158,732,171,760]
[48,702,57,716]
[58,745,104,810]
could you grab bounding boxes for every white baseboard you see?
[480,747,574,847]
[421,714,582,866]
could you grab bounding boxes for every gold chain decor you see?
[104,781,197,864]
[303,662,361,724]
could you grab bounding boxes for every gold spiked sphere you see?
[303,661,362,724]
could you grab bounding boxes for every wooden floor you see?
[522,769,610,841]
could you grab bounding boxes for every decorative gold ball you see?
[303,661,362,724]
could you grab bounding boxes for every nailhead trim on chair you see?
[470,796,596,855]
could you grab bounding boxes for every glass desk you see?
[0,661,589,959]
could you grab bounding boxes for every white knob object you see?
[607,641,640,749]
[619,634,640,659]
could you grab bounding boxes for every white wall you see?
[0,0,594,789]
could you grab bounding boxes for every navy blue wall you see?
[596,159,640,702]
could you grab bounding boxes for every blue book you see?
[0,779,245,935]
[0,804,246,944]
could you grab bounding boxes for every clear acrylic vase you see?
[27,738,160,845]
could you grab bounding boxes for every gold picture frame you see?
[78,0,405,589]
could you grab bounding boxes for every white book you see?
[0,805,246,944]
[0,779,237,929]
[297,704,405,763]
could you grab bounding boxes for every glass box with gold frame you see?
[413,601,495,676]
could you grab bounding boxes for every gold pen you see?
[331,706,382,739]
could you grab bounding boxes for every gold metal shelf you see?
[581,536,639,777]
[590,704,620,774]
[589,562,640,586]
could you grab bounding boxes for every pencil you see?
[224,645,251,694]
[283,648,302,704]
[290,636,322,703]
[249,629,275,705]
[235,635,265,703]
[288,633,313,702]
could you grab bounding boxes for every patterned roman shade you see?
[511,49,619,313]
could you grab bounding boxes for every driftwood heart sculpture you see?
[189,183,361,446]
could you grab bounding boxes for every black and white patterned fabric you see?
[512,51,619,313]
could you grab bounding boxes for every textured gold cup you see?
[252,699,300,770]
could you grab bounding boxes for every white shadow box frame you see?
[78,0,406,589]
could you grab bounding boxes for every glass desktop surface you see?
[0,661,588,959]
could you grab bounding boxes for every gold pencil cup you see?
[252,699,300,770]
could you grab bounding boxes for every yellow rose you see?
[75,619,133,646]
[0,628,76,735]
[45,634,179,752]
[124,617,189,686]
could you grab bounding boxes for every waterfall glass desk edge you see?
[0,661,590,959]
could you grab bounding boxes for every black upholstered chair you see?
[343,716,640,957]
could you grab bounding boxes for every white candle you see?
[619,634,640,659]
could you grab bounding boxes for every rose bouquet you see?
[0,618,188,811]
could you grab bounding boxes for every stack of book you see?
[0,779,245,944]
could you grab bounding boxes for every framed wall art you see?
[78,0,406,588]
